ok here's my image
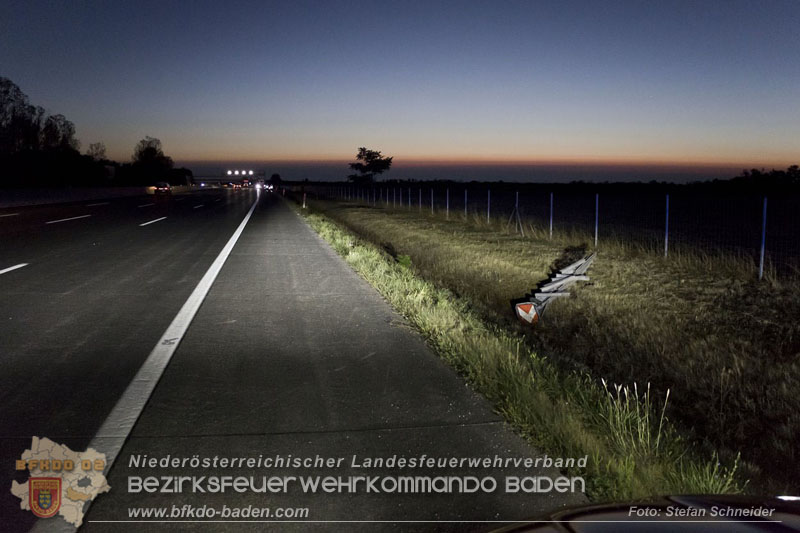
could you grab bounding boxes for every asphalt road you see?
[1,189,586,531]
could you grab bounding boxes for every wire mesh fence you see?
[304,183,800,279]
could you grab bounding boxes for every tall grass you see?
[295,201,746,502]
[294,195,800,495]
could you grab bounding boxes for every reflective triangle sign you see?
[515,302,539,325]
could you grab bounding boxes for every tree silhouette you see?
[86,142,107,161]
[1,77,79,154]
[132,136,173,180]
[41,114,79,151]
[348,147,392,184]
[0,76,101,186]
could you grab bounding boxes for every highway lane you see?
[79,194,586,531]
[0,188,260,529]
[4,190,586,530]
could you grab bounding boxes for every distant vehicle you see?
[154,182,171,195]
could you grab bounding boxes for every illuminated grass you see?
[294,201,745,502]
[297,196,800,495]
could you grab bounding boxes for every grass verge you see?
[301,197,800,495]
[292,198,747,502]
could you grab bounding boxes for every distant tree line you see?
[732,166,800,187]
[0,76,191,188]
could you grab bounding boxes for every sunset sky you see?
[2,0,798,180]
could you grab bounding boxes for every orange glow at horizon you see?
[167,154,794,172]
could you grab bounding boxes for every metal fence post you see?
[419,188,422,212]
[759,196,768,280]
[431,189,434,214]
[487,189,491,223]
[665,194,670,257]
[446,188,449,219]
[408,188,411,210]
[594,193,599,247]
[549,192,553,239]
[464,189,468,218]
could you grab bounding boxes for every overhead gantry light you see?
[249,170,254,175]
[227,170,232,175]
[234,170,240,175]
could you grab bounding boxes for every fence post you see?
[446,188,450,219]
[594,193,599,247]
[419,189,422,212]
[487,189,491,223]
[431,189,434,214]
[759,196,768,280]
[549,192,553,239]
[664,194,670,257]
[464,189,468,218]
[408,188,411,210]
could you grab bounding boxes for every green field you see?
[290,193,799,500]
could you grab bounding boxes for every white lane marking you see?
[0,213,20,217]
[0,263,28,275]
[138,203,154,208]
[45,215,92,224]
[86,202,110,206]
[175,197,186,202]
[215,198,222,202]
[139,217,167,227]
[82,194,259,497]
[193,204,204,209]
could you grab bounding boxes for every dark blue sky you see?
[2,0,798,180]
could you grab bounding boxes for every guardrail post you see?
[549,192,553,239]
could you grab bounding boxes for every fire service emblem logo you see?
[29,477,61,519]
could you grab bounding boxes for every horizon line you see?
[171,158,797,170]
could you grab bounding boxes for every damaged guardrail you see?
[514,253,596,325]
